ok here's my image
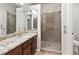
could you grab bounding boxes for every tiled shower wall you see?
[41,11,61,42]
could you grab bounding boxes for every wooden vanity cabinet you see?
[6,45,22,55]
[5,35,37,55]
[23,45,31,55]
[22,35,37,55]
[31,36,37,55]
[22,39,32,55]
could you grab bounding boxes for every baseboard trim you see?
[36,49,40,52]
[41,48,62,55]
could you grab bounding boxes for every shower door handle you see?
[72,33,74,35]
[63,25,67,34]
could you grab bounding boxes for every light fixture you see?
[16,3,24,6]
[19,3,24,5]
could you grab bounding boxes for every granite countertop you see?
[0,32,37,55]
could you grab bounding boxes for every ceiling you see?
[7,3,23,8]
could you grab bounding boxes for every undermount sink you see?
[0,41,14,46]
[0,45,6,51]
[0,34,31,51]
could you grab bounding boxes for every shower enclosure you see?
[41,11,61,51]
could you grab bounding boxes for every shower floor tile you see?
[35,49,62,55]
[41,41,61,51]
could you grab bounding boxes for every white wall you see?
[0,4,16,14]
[61,3,73,55]
[16,4,31,32]
[41,3,61,13]
[16,7,26,32]
[0,3,16,35]
[72,4,79,41]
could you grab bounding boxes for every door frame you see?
[61,3,73,55]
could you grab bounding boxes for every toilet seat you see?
[73,40,79,47]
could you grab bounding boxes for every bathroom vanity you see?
[0,32,37,55]
[6,35,37,55]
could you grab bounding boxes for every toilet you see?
[73,38,79,54]
[73,40,79,47]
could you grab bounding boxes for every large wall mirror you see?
[27,10,38,31]
[7,12,16,34]
[33,16,37,30]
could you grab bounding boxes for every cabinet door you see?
[23,45,31,55]
[6,45,22,55]
[31,38,37,55]
[23,39,31,49]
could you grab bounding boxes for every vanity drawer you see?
[6,45,22,55]
[23,45,31,55]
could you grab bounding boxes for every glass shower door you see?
[41,12,61,51]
